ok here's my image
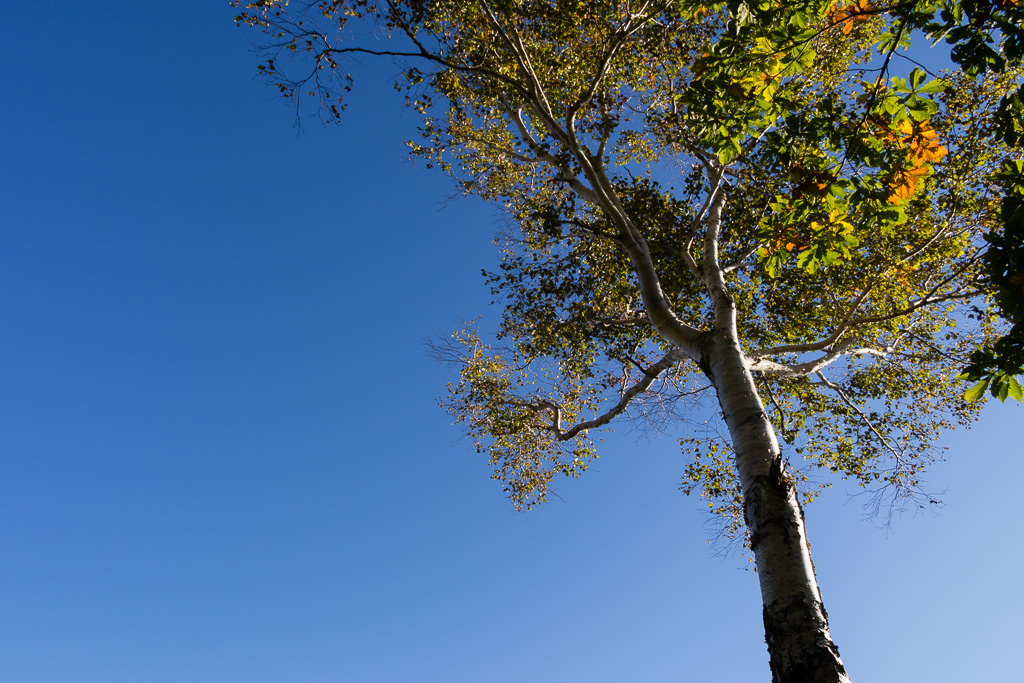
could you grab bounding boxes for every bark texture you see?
[702,323,850,683]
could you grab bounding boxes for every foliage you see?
[888,0,1024,400]
[961,159,1024,400]
[233,0,1021,523]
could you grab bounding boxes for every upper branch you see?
[546,348,686,440]
[746,341,893,378]
[477,0,556,119]
[566,5,655,122]
[749,285,874,358]
[700,165,727,282]
[507,106,601,204]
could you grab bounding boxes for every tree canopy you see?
[235,0,1023,680]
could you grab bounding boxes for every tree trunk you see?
[701,330,851,683]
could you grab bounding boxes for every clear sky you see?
[1,4,1021,682]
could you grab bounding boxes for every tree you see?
[233,1,1023,680]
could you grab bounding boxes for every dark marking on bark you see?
[738,408,769,430]
[746,517,761,551]
[696,336,715,381]
[763,595,847,683]
[769,453,787,491]
[743,473,798,551]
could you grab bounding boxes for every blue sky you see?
[1,4,1021,682]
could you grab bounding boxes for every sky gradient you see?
[1,4,1021,682]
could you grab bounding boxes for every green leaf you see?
[909,67,926,90]
[917,79,947,95]
[1007,375,1024,402]
[963,377,990,403]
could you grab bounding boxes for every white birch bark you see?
[696,182,851,682]
[704,334,851,683]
